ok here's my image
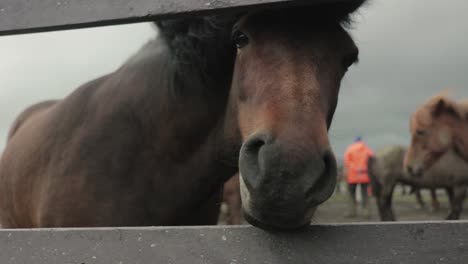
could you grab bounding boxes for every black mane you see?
[154,15,240,98]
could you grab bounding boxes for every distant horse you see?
[369,145,468,221]
[221,173,242,225]
[405,91,468,176]
[410,186,440,211]
[0,2,367,229]
[398,183,439,211]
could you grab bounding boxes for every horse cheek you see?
[437,127,452,149]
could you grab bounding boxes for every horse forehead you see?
[412,107,432,129]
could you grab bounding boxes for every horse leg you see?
[414,188,426,210]
[430,189,440,212]
[446,186,466,220]
[445,187,455,219]
[401,184,407,196]
[377,185,396,221]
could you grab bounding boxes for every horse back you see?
[7,100,58,141]
[0,75,116,227]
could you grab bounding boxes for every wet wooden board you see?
[0,0,356,36]
[0,221,466,263]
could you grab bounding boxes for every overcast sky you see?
[0,0,467,161]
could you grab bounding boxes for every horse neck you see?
[118,24,237,163]
[451,114,468,162]
[441,101,468,162]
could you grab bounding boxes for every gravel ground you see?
[219,184,468,225]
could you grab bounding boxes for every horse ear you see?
[343,0,369,14]
[334,0,369,23]
[432,98,460,118]
[433,98,445,115]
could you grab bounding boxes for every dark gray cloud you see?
[0,23,155,149]
[0,0,467,161]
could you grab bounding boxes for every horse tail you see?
[368,156,381,197]
[7,100,58,141]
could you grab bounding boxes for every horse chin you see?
[243,210,313,231]
[239,174,316,231]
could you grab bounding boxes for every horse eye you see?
[232,30,249,49]
[416,130,426,136]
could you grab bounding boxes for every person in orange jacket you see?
[343,136,374,218]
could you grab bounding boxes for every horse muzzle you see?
[238,133,337,230]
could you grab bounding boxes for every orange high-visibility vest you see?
[344,141,374,184]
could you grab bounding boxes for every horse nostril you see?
[407,166,422,177]
[305,150,337,205]
[322,151,336,179]
[406,166,418,176]
[407,166,414,176]
[244,134,268,155]
[239,133,273,186]
[315,151,336,188]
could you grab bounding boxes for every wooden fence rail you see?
[0,0,358,36]
[0,221,466,264]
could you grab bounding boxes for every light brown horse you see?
[369,145,468,221]
[405,91,468,176]
[0,2,367,230]
[6,100,58,141]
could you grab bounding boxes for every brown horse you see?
[0,2,367,230]
[6,100,58,141]
[369,145,468,221]
[220,173,242,225]
[405,91,468,176]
